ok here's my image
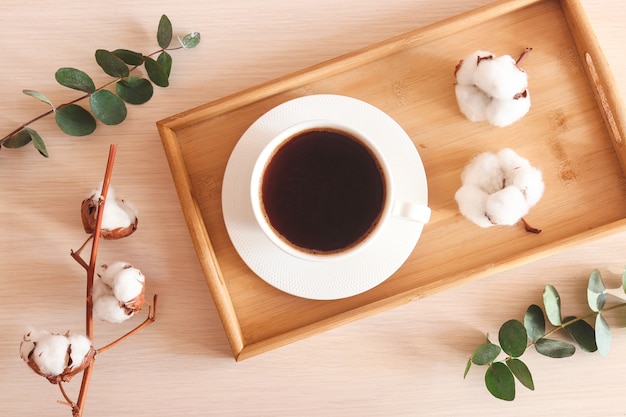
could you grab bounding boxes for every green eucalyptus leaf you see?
[464,358,472,379]
[485,362,515,401]
[157,51,172,76]
[25,127,48,157]
[2,129,32,148]
[622,266,626,293]
[595,314,612,357]
[157,14,173,49]
[116,77,154,104]
[535,338,575,358]
[178,31,201,49]
[113,49,144,66]
[55,104,96,136]
[95,49,130,78]
[55,68,95,93]
[524,304,545,342]
[563,316,597,352]
[587,269,607,312]
[543,285,562,326]
[89,90,127,125]
[505,358,534,391]
[23,89,54,108]
[144,56,169,87]
[498,320,527,358]
[471,342,501,366]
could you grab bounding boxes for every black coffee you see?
[261,128,385,254]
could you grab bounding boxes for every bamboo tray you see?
[158,0,626,360]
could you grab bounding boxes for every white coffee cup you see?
[250,119,430,262]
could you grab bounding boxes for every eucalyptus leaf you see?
[95,49,130,78]
[144,56,169,87]
[506,358,534,391]
[464,358,472,379]
[524,304,545,342]
[25,127,48,157]
[55,68,95,93]
[178,31,201,49]
[622,266,626,293]
[55,104,96,136]
[116,77,154,104]
[587,269,607,312]
[89,90,127,125]
[23,89,55,108]
[595,313,612,357]
[485,362,515,401]
[2,129,32,148]
[499,320,527,358]
[157,51,172,76]
[113,49,144,66]
[563,316,597,352]
[471,341,501,366]
[543,285,562,326]
[535,338,575,358]
[157,14,173,49]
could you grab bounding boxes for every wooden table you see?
[2,1,625,416]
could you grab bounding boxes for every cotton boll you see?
[31,333,70,377]
[94,295,133,323]
[100,261,131,287]
[455,84,489,122]
[81,186,138,239]
[485,186,529,226]
[454,185,493,228]
[455,50,494,85]
[460,152,504,194]
[512,166,545,207]
[473,54,528,100]
[455,149,544,230]
[485,91,531,127]
[66,334,92,371]
[93,261,146,322]
[112,267,145,304]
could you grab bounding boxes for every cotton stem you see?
[521,217,542,234]
[71,143,117,417]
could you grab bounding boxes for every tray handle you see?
[561,0,626,168]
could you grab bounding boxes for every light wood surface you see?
[2,1,626,416]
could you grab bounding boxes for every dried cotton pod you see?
[454,49,532,127]
[81,186,138,239]
[94,261,146,323]
[454,148,544,229]
[19,330,94,384]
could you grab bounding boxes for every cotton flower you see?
[93,261,146,323]
[81,185,138,239]
[454,49,532,127]
[455,148,544,230]
[19,329,94,384]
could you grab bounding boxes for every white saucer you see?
[221,94,428,300]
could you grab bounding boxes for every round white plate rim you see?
[221,94,428,300]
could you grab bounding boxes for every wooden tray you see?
[158,0,626,360]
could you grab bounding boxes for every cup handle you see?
[392,201,431,224]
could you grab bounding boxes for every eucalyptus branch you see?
[464,267,626,401]
[0,15,200,158]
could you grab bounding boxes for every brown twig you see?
[516,47,533,66]
[521,217,542,234]
[72,144,117,417]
